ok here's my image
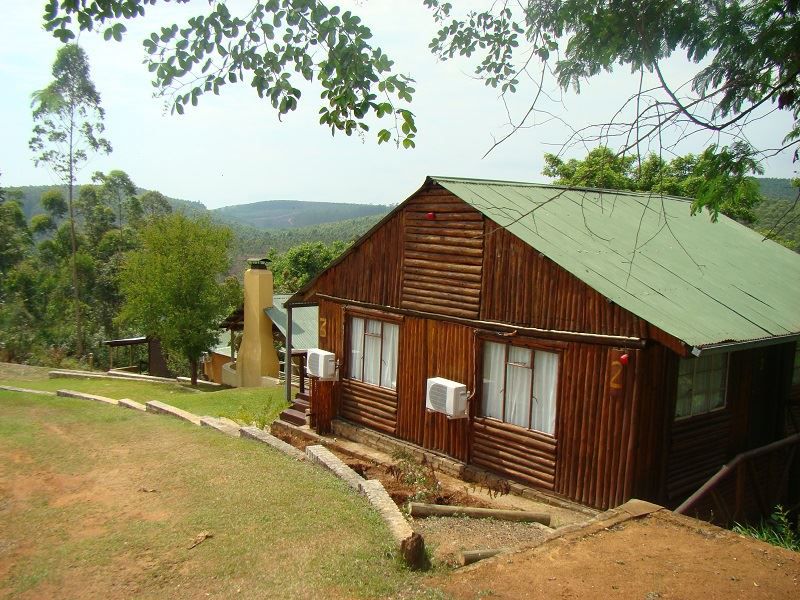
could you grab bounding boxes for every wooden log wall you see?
[312,210,404,307]
[666,410,732,503]
[400,190,484,319]
[473,418,556,490]
[481,221,648,338]
[551,344,641,508]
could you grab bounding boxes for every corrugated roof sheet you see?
[266,294,319,350]
[433,176,800,348]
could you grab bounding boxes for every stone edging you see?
[239,427,306,460]
[305,445,426,568]
[145,400,202,425]
[4,384,425,568]
[0,385,56,396]
[57,389,118,405]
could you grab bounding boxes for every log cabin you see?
[283,176,800,513]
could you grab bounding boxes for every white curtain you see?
[482,342,505,420]
[349,317,364,380]
[362,319,382,386]
[380,322,399,390]
[506,346,532,427]
[532,350,558,435]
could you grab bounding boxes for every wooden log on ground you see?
[408,502,551,526]
[459,548,508,566]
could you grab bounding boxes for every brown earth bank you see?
[434,509,800,599]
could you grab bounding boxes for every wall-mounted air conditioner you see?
[307,348,337,380]
[426,377,468,419]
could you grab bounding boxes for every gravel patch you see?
[412,515,551,566]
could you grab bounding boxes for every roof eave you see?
[691,332,800,356]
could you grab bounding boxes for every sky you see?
[1,1,796,210]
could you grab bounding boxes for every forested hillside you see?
[213,199,390,229]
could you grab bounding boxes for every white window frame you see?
[347,316,399,391]
[481,340,559,436]
[674,353,729,420]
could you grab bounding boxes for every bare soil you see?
[434,510,800,599]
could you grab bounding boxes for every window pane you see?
[482,342,505,420]
[366,319,381,335]
[532,350,558,435]
[380,322,399,390]
[508,346,532,367]
[363,321,381,386]
[676,354,728,418]
[675,359,693,418]
[349,317,364,380]
[506,363,532,427]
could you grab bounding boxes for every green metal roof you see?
[432,176,800,349]
[266,294,319,350]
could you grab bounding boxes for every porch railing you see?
[278,349,307,394]
[675,433,800,526]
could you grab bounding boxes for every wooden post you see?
[284,305,293,405]
[313,378,334,435]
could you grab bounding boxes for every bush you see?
[733,506,800,552]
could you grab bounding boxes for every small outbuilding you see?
[285,176,800,515]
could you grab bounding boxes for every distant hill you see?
[757,177,798,201]
[212,199,391,229]
[7,186,390,231]
[7,185,207,220]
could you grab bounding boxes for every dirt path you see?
[434,508,800,599]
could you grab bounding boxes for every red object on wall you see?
[619,353,629,365]
[426,212,436,220]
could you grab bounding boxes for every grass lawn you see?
[0,391,440,599]
[0,364,287,427]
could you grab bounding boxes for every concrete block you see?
[200,416,241,437]
[145,400,202,425]
[0,385,56,396]
[305,445,365,492]
[361,479,426,568]
[57,389,118,406]
[118,398,146,411]
[240,426,306,461]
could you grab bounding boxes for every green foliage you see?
[214,199,391,230]
[30,44,112,183]
[30,43,113,357]
[91,169,139,227]
[269,240,348,292]
[118,213,235,383]
[138,189,172,221]
[733,506,800,552]
[425,1,800,160]
[44,0,417,148]
[543,145,764,222]
[0,199,32,272]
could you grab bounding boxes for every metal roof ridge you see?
[429,175,695,203]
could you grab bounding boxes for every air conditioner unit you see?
[426,377,468,419]
[307,348,336,380]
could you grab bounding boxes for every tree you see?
[138,190,172,221]
[269,240,348,292]
[30,44,112,357]
[543,144,764,222]
[118,214,235,384]
[43,0,417,148]
[92,169,139,227]
[44,2,798,170]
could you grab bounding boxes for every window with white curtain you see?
[348,316,399,390]
[675,353,728,419]
[481,341,559,435]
